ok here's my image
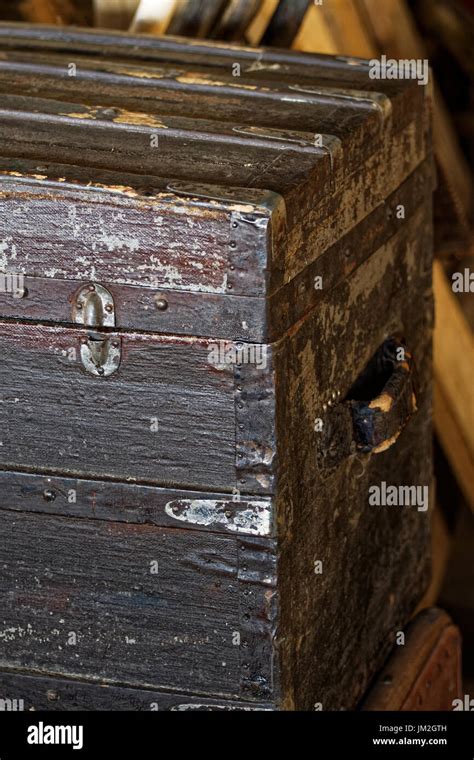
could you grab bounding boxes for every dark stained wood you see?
[0,94,330,200]
[0,159,433,344]
[0,322,275,494]
[0,27,435,711]
[0,168,272,298]
[274,200,434,709]
[261,0,312,47]
[167,0,229,38]
[210,0,263,41]
[0,510,277,700]
[0,670,274,710]
[0,470,273,538]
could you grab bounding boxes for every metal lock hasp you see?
[73,283,121,377]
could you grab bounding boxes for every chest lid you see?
[0,23,430,342]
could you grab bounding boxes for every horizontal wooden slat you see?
[0,510,277,699]
[0,470,274,536]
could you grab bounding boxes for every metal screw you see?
[155,296,168,311]
[43,489,56,502]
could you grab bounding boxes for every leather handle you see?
[318,338,418,469]
[348,337,418,454]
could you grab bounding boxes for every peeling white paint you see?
[165,499,271,536]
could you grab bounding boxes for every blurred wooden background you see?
[1,0,473,685]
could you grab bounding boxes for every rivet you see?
[105,304,113,313]
[88,284,95,292]
[76,302,83,310]
[97,367,105,376]
[155,296,168,311]
[112,340,120,349]
[230,265,235,271]
[225,510,232,518]
[332,391,337,401]
[232,222,238,229]
[16,286,28,299]
[227,284,233,290]
[43,489,56,502]
[172,505,180,514]
[80,337,88,345]
[46,689,59,702]
[230,241,237,249]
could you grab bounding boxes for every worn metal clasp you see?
[73,283,121,377]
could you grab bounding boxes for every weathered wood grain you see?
[0,511,278,700]
[275,201,433,709]
[0,94,330,200]
[0,168,273,298]
[0,669,274,710]
[0,471,274,537]
[0,324,256,492]
[0,27,435,711]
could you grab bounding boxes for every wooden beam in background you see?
[167,0,229,38]
[19,0,92,24]
[245,0,279,44]
[433,260,474,512]
[434,381,474,513]
[93,0,139,29]
[129,0,176,33]
[210,0,261,41]
[262,0,312,47]
[359,0,473,253]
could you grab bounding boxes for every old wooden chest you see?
[0,24,434,711]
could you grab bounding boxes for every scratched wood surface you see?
[0,670,274,710]
[0,322,275,493]
[275,200,434,709]
[0,510,278,700]
[0,26,434,710]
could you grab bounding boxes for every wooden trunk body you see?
[0,24,434,710]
